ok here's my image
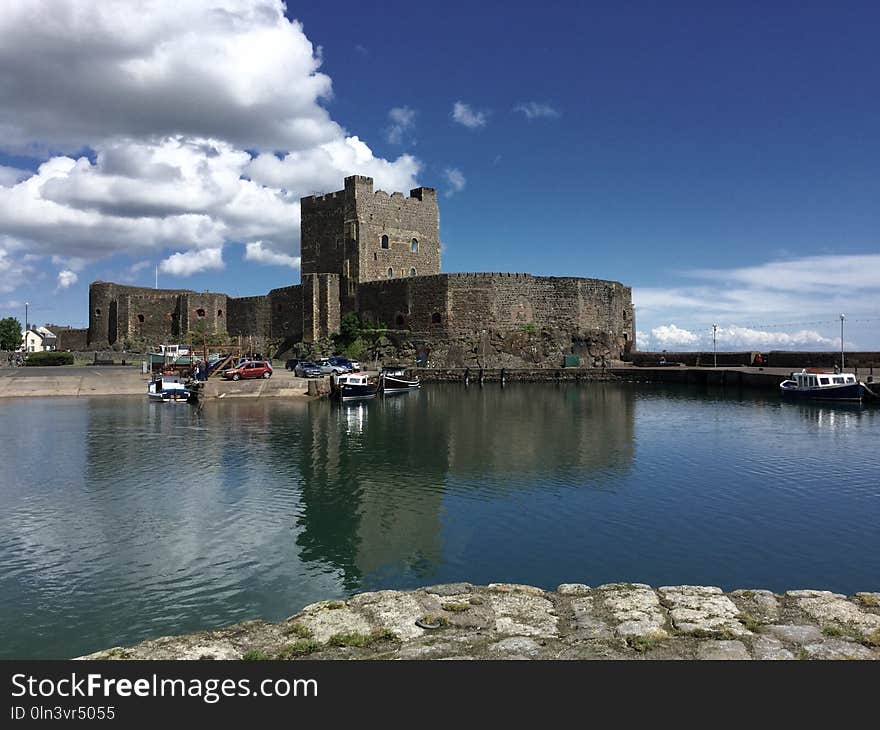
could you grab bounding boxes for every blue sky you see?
[1,1,878,349]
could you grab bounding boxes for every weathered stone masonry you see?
[86,176,635,366]
[80,583,880,660]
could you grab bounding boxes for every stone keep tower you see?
[300,175,440,313]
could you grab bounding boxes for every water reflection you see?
[1,384,878,659]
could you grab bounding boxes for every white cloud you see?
[0,1,427,283]
[451,101,488,129]
[244,241,300,269]
[160,247,224,277]
[651,324,699,348]
[56,270,78,289]
[385,106,416,145]
[513,102,560,119]
[0,0,341,153]
[633,253,880,349]
[247,136,419,200]
[443,168,466,197]
[636,330,650,350]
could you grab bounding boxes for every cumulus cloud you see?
[56,270,78,289]
[160,247,224,277]
[0,1,427,286]
[650,324,700,348]
[513,102,560,119]
[0,0,341,153]
[443,168,466,197]
[247,137,419,199]
[385,106,416,145]
[244,241,300,269]
[451,101,488,129]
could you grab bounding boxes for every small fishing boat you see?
[332,372,379,402]
[779,369,866,402]
[147,375,194,403]
[380,366,420,394]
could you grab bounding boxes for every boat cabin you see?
[791,371,856,389]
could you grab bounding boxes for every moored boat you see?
[380,366,420,394]
[147,375,194,403]
[332,372,379,401]
[779,369,866,402]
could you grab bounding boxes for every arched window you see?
[381,234,389,249]
[431,312,442,324]
[411,238,418,253]
[217,309,223,317]
[137,314,145,323]
[95,308,102,316]
[386,268,393,279]
[410,267,416,276]
[196,308,206,318]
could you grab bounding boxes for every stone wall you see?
[268,285,303,341]
[80,582,880,661]
[88,282,229,348]
[51,327,89,351]
[356,273,633,368]
[349,176,441,284]
[302,273,340,342]
[226,295,270,340]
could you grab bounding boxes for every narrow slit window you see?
[411,238,418,253]
[387,267,393,279]
[381,234,389,249]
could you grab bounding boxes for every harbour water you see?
[1,383,878,659]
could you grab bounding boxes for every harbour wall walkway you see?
[79,582,880,661]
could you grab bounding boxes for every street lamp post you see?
[24,301,29,353]
[713,324,717,368]
[840,314,845,371]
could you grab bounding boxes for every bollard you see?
[464,367,470,387]
[478,368,484,386]
[500,368,506,387]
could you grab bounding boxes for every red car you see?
[222,360,273,381]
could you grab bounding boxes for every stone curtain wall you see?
[226,295,270,340]
[268,285,303,341]
[88,282,223,347]
[53,327,89,351]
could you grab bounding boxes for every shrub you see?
[25,351,74,366]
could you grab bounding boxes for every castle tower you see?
[300,175,441,314]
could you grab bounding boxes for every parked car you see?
[285,358,302,371]
[223,360,273,380]
[318,357,349,375]
[329,356,360,372]
[294,361,323,378]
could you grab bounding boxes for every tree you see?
[0,317,22,351]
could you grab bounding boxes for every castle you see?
[82,175,635,367]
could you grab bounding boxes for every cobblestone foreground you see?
[80,583,880,660]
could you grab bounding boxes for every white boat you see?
[147,375,193,403]
[779,369,865,402]
[331,372,379,402]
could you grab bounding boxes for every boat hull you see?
[336,383,379,401]
[381,375,420,394]
[779,381,864,401]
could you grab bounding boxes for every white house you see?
[20,326,57,352]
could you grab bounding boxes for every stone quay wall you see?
[631,350,880,369]
[80,582,880,661]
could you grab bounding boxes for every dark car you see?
[285,358,302,371]
[222,360,273,380]
[294,361,323,378]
